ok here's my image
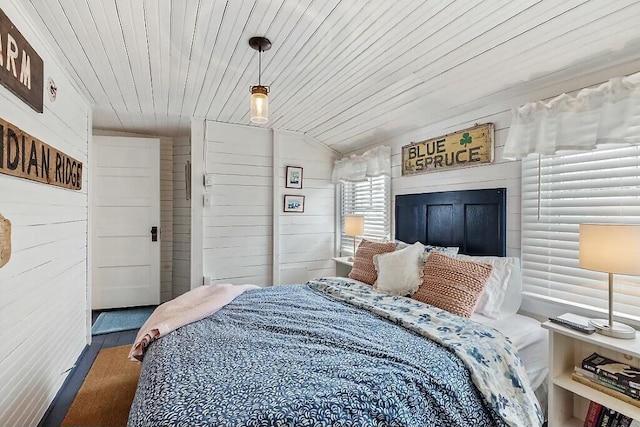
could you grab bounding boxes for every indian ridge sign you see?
[402,123,494,175]
[0,9,44,113]
[0,117,82,190]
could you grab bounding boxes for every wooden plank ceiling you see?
[22,0,640,154]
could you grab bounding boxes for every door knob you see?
[151,226,158,242]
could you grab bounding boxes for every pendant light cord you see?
[258,47,262,86]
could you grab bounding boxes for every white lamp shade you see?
[344,215,364,237]
[251,89,268,123]
[579,223,640,275]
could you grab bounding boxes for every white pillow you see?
[455,254,522,319]
[373,242,425,296]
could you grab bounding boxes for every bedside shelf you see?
[543,320,640,426]
[553,372,640,418]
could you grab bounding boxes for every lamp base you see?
[589,319,636,339]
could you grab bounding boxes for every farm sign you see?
[0,117,83,190]
[0,8,44,113]
[402,123,494,176]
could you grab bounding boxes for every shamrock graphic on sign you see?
[460,132,472,147]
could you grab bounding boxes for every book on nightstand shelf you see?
[583,401,634,427]
[574,366,640,400]
[579,352,640,400]
[575,350,640,426]
[583,401,603,427]
[583,353,640,390]
[572,373,640,409]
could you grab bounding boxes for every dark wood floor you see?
[37,313,138,427]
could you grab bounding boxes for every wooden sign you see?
[0,213,10,268]
[0,117,82,190]
[402,123,494,176]
[0,8,44,113]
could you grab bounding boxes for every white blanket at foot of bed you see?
[129,283,260,361]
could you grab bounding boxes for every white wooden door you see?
[91,136,160,309]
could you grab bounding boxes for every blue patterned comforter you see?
[128,278,543,427]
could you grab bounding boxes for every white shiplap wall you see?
[0,2,90,425]
[160,138,174,302]
[199,123,337,287]
[390,112,522,256]
[202,121,273,285]
[172,136,191,297]
[276,130,338,284]
[363,60,640,320]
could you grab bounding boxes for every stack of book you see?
[573,352,640,406]
[573,352,640,426]
[582,401,638,427]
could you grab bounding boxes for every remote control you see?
[549,316,596,334]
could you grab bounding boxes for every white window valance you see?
[503,72,640,160]
[331,145,391,183]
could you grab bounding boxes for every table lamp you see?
[344,215,364,261]
[579,223,640,339]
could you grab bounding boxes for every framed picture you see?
[285,166,303,189]
[283,195,305,213]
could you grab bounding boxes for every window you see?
[340,175,391,257]
[521,145,640,320]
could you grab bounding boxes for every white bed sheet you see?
[471,312,549,390]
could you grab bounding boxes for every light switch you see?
[203,194,213,207]
[204,174,214,187]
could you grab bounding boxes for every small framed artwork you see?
[286,166,303,189]
[283,195,305,213]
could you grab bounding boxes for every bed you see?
[128,188,546,427]
[396,187,549,406]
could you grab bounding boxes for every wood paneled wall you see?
[172,136,190,297]
[0,2,90,425]
[203,122,273,285]
[390,111,522,257]
[276,130,338,284]
[198,122,337,287]
[365,59,640,320]
[159,138,174,302]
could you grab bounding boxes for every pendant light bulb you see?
[251,85,269,124]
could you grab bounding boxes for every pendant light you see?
[249,36,271,124]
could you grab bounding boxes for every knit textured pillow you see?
[349,239,397,285]
[413,252,493,317]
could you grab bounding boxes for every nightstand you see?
[332,256,353,277]
[542,319,640,426]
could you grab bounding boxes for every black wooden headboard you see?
[395,188,506,256]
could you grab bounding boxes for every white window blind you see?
[340,175,390,257]
[521,145,640,321]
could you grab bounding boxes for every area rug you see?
[91,306,155,336]
[62,345,141,427]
